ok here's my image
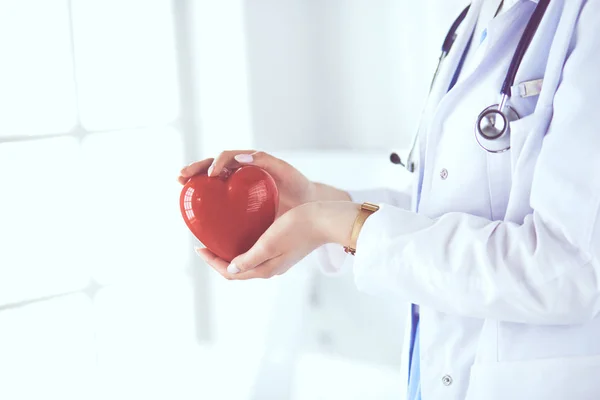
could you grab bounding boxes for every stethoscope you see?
[391,0,550,172]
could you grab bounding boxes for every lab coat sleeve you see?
[353,2,600,325]
[316,188,411,275]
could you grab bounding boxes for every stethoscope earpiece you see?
[389,152,404,166]
[390,152,416,172]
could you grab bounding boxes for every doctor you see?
[178,0,600,399]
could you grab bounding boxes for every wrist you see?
[312,182,352,203]
[315,201,361,246]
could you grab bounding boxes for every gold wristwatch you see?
[343,202,380,256]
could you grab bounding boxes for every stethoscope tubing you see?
[475,0,549,152]
[500,0,550,96]
[395,0,550,170]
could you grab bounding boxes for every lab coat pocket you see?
[465,354,600,400]
[509,113,538,174]
[487,112,541,220]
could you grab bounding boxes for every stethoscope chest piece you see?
[474,104,519,153]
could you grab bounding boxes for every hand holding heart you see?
[178,150,356,280]
[179,150,317,218]
[180,165,279,262]
[195,201,360,280]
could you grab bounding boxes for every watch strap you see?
[343,202,380,256]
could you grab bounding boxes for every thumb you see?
[234,151,288,177]
[227,244,274,274]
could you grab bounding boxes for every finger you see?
[195,246,285,280]
[224,255,286,280]
[208,150,255,177]
[194,247,232,275]
[177,175,189,185]
[235,151,291,177]
[194,247,218,264]
[179,158,214,179]
[227,241,281,275]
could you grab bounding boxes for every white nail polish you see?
[227,263,240,274]
[207,164,214,176]
[234,154,253,163]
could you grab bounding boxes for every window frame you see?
[0,0,212,344]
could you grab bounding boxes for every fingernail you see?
[194,247,204,257]
[207,163,214,176]
[227,263,240,274]
[234,154,253,163]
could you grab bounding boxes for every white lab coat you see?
[318,0,600,399]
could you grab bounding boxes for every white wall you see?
[242,0,469,152]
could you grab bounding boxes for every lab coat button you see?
[440,168,448,180]
[442,375,453,386]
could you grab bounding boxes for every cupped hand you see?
[195,201,360,280]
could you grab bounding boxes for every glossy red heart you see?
[180,166,279,262]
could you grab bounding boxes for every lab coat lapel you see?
[426,0,483,113]
[415,0,483,211]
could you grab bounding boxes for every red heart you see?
[180,165,279,262]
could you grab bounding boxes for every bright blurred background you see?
[0,0,466,399]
